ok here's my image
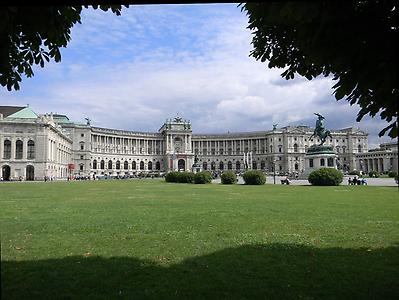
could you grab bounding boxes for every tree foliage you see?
[241,1,397,138]
[0,5,127,91]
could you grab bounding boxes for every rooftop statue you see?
[310,113,332,145]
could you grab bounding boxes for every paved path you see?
[213,176,398,187]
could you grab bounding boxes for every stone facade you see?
[355,142,398,174]
[0,109,72,181]
[1,106,375,180]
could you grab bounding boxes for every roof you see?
[53,114,73,124]
[0,106,25,117]
[6,107,38,119]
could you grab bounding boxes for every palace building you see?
[0,105,376,181]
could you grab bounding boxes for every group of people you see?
[348,176,367,185]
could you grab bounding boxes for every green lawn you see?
[1,180,398,299]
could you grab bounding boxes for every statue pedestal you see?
[192,163,202,174]
[300,145,338,179]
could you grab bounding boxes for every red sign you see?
[68,164,75,170]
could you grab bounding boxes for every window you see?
[211,161,216,170]
[293,143,298,152]
[132,161,136,170]
[327,158,334,167]
[295,163,299,170]
[27,140,35,159]
[203,162,208,170]
[3,140,11,159]
[156,161,161,170]
[81,133,84,137]
[80,164,84,171]
[358,144,362,153]
[252,161,257,170]
[261,161,265,169]
[93,160,97,169]
[227,161,232,170]
[219,161,224,170]
[116,161,120,169]
[140,161,144,170]
[80,144,84,150]
[320,158,325,166]
[80,155,84,159]
[148,161,153,170]
[279,165,282,171]
[100,160,105,169]
[236,161,240,170]
[108,160,113,169]
[124,161,129,170]
[15,140,23,159]
[309,159,314,168]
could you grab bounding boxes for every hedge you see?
[308,168,343,186]
[194,171,213,184]
[221,171,237,184]
[243,170,266,185]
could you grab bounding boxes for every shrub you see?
[165,171,179,183]
[348,170,360,176]
[368,171,379,178]
[194,171,212,184]
[243,170,266,185]
[308,168,343,186]
[221,171,237,184]
[176,171,194,183]
[388,171,397,178]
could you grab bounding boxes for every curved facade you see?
[66,116,369,177]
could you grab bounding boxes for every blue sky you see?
[0,4,393,148]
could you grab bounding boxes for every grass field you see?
[1,180,398,299]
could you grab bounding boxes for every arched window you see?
[236,161,241,170]
[261,161,266,170]
[203,162,208,170]
[3,140,11,159]
[124,161,129,170]
[132,161,136,170]
[293,143,298,152]
[358,144,362,153]
[320,158,325,166]
[211,161,216,170]
[270,145,273,153]
[295,163,299,170]
[252,161,257,169]
[92,160,97,169]
[27,140,35,159]
[342,146,346,153]
[227,161,232,170]
[116,160,120,169]
[336,146,340,153]
[108,160,113,169]
[100,160,105,169]
[15,140,23,159]
[140,161,144,170]
[156,161,160,170]
[148,161,153,170]
[219,161,224,170]
[278,145,282,153]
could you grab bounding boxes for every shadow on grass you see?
[2,243,398,299]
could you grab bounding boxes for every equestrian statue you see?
[309,113,332,145]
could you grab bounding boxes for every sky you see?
[0,4,394,148]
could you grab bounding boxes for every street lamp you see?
[273,158,277,184]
